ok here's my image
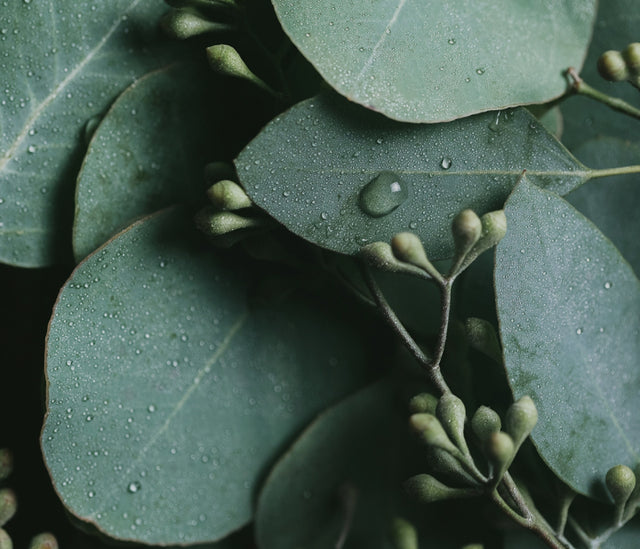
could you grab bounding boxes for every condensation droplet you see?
[440,157,452,170]
[604,281,612,289]
[127,481,141,494]
[576,328,583,335]
[358,171,409,218]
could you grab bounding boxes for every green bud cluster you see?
[598,43,640,86]
[359,242,433,280]
[470,406,501,443]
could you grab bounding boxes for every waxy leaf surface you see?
[495,178,640,499]
[271,0,596,122]
[256,379,479,549]
[236,95,589,259]
[43,209,369,544]
[73,63,219,261]
[0,0,180,267]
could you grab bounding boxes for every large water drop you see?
[358,171,408,218]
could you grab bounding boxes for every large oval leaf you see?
[42,208,370,544]
[236,95,591,259]
[271,0,596,122]
[495,178,640,499]
[0,0,180,267]
[256,379,484,548]
[73,63,219,262]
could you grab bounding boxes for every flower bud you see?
[404,474,476,503]
[464,318,502,364]
[391,233,444,282]
[0,489,16,527]
[471,405,502,443]
[195,208,260,237]
[485,431,514,483]
[623,43,640,75]
[475,210,507,252]
[28,533,58,549]
[505,396,538,451]
[0,529,12,549]
[606,465,636,507]
[427,446,479,486]
[408,392,438,415]
[206,180,252,210]
[452,209,482,259]
[161,9,230,39]
[389,517,418,549]
[206,45,276,95]
[359,242,429,278]
[436,394,470,456]
[0,450,12,481]
[409,414,459,455]
[597,50,629,82]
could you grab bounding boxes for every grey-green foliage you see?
[495,178,640,499]
[43,209,370,544]
[271,0,596,122]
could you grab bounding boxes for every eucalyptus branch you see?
[566,67,640,121]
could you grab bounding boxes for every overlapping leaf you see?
[272,0,596,122]
[0,0,181,267]
[43,208,370,544]
[495,178,640,499]
[236,95,596,259]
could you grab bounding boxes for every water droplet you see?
[358,171,409,218]
[85,415,93,422]
[576,328,583,335]
[476,67,485,75]
[604,281,612,289]
[27,145,36,153]
[147,404,156,413]
[440,157,452,170]
[320,212,328,220]
[127,481,141,494]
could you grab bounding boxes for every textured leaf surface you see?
[495,178,640,499]
[43,209,369,544]
[568,138,640,274]
[73,63,218,261]
[236,95,589,258]
[256,379,475,549]
[271,0,596,122]
[0,0,179,267]
[561,0,640,153]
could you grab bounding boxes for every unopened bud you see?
[505,396,538,451]
[606,465,636,506]
[0,529,12,549]
[464,318,502,364]
[389,517,418,549]
[475,210,507,252]
[471,406,502,443]
[195,208,260,237]
[485,431,514,483]
[452,209,482,259]
[597,50,629,82]
[409,414,459,455]
[391,233,444,282]
[206,45,276,95]
[408,393,438,415]
[427,447,479,486]
[0,450,12,481]
[0,489,16,527]
[28,533,58,549]
[161,9,231,39]
[436,394,470,456]
[404,474,477,503]
[623,43,640,75]
[206,180,252,210]
[359,242,429,278]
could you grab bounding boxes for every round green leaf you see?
[73,62,219,262]
[271,0,596,122]
[495,177,640,499]
[561,0,640,152]
[42,209,370,544]
[0,0,180,267]
[568,138,640,275]
[256,379,479,549]
[235,95,590,259]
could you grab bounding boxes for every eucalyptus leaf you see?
[256,379,480,549]
[495,178,640,499]
[235,95,597,259]
[0,0,182,267]
[561,0,640,153]
[42,208,370,544]
[567,138,640,275]
[73,62,220,262]
[271,0,596,123]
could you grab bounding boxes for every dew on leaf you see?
[440,157,452,170]
[127,481,141,494]
[358,171,408,218]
